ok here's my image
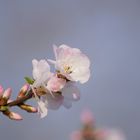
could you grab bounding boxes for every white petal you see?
[62,82,80,101]
[32,59,51,83]
[48,59,56,65]
[42,94,63,110]
[31,85,48,118]
[32,59,38,69]
[47,76,66,92]
[71,69,90,84]
[37,99,48,118]
[53,44,58,60]
[63,99,72,109]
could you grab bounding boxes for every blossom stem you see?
[7,90,33,107]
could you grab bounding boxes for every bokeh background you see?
[0,0,140,140]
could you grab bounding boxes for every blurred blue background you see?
[0,0,140,140]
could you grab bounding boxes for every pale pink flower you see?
[32,59,51,87]
[32,59,52,118]
[48,44,90,84]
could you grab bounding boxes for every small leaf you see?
[24,77,34,85]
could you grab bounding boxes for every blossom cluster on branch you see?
[0,45,90,120]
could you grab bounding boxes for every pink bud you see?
[0,85,3,97]
[3,88,12,99]
[19,104,38,113]
[18,84,29,98]
[20,84,29,93]
[30,107,38,113]
[7,99,13,103]
[81,109,94,124]
[10,112,23,120]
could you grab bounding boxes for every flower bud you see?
[19,104,37,113]
[2,88,12,100]
[17,84,29,98]
[3,110,23,120]
[0,85,3,97]
[9,112,23,120]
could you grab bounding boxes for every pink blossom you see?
[48,44,90,84]
[32,59,52,118]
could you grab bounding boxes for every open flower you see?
[32,59,52,118]
[32,59,51,87]
[48,44,90,84]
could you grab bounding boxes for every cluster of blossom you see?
[71,110,125,140]
[30,45,90,118]
[0,44,90,120]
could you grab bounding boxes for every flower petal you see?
[42,94,63,110]
[31,85,48,118]
[47,76,66,92]
[37,99,48,118]
[32,59,50,81]
[63,99,72,109]
[62,82,80,101]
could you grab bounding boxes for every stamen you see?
[64,65,72,74]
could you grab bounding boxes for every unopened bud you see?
[17,84,29,98]
[3,110,23,120]
[19,104,37,113]
[10,112,23,120]
[21,84,29,93]
[0,85,3,97]
[3,88,12,100]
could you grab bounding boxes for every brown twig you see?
[7,90,33,107]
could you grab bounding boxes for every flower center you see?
[34,86,47,96]
[63,65,72,74]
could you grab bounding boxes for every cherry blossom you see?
[32,59,52,118]
[48,44,90,84]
